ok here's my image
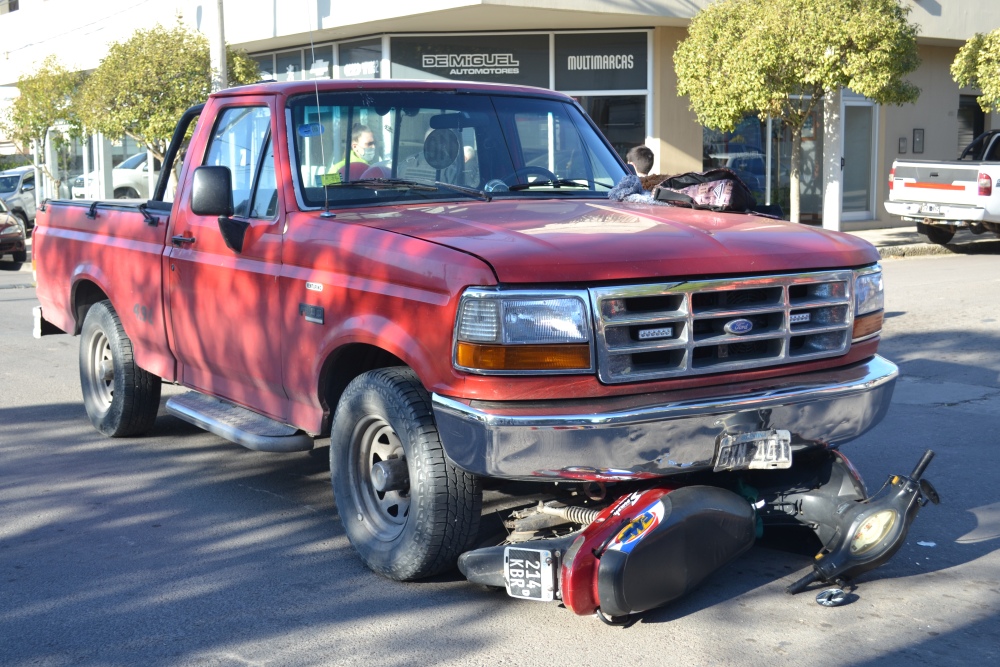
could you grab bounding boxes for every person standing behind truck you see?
[626,145,654,177]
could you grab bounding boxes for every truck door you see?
[165,100,288,419]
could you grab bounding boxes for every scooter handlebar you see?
[786,570,819,595]
[909,449,935,481]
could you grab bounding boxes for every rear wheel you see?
[917,222,955,245]
[12,249,26,263]
[79,300,161,436]
[330,367,481,580]
[114,187,140,199]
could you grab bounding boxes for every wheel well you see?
[320,343,405,434]
[72,280,110,334]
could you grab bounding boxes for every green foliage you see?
[674,0,919,222]
[674,0,921,133]
[952,29,1000,112]
[0,55,83,156]
[77,19,259,156]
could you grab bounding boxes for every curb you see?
[877,238,1000,259]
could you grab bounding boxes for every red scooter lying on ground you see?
[459,450,939,623]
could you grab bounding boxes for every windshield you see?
[289,91,625,208]
[117,152,146,170]
[0,176,19,192]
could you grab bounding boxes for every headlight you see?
[454,289,593,373]
[1,224,20,236]
[849,509,897,555]
[852,266,883,340]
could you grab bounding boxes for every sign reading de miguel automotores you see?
[554,33,647,91]
[391,35,548,87]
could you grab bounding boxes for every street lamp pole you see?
[210,0,228,91]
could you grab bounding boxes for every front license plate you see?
[504,547,556,602]
[714,429,792,472]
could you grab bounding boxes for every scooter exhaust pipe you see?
[787,449,940,595]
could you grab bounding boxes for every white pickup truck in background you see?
[884,130,1000,244]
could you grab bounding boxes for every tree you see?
[0,55,84,195]
[77,19,259,160]
[952,29,1000,112]
[674,0,920,223]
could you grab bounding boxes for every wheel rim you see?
[350,416,410,541]
[88,330,115,412]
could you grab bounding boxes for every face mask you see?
[360,147,376,162]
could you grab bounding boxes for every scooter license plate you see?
[504,547,556,602]
[714,429,792,472]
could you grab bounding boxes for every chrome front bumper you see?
[432,355,898,481]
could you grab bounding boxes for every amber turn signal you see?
[852,310,883,340]
[456,342,591,371]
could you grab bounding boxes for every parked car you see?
[0,165,37,235]
[71,152,161,200]
[884,130,1000,244]
[0,197,27,263]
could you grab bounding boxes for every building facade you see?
[2,0,998,229]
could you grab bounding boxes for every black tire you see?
[330,367,481,580]
[114,187,140,199]
[917,222,955,245]
[12,249,27,263]
[79,300,161,437]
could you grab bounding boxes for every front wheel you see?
[917,222,956,245]
[330,367,481,580]
[79,300,162,436]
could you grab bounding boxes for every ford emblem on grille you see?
[724,318,754,335]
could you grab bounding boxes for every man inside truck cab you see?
[327,123,377,183]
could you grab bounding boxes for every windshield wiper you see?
[507,178,611,191]
[324,177,491,201]
[323,178,437,191]
[433,181,491,202]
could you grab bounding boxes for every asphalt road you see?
[1,253,998,666]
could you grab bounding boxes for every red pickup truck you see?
[33,80,931,620]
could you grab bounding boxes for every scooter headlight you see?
[849,509,897,555]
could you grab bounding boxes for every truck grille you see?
[589,271,854,384]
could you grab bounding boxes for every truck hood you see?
[339,199,880,283]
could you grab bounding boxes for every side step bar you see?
[165,391,314,452]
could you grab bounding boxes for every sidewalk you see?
[845,226,1000,259]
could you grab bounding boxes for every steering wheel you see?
[504,166,559,187]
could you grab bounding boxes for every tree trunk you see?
[789,126,802,224]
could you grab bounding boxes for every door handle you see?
[171,235,196,245]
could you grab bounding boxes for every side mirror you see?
[191,166,234,217]
[21,182,34,193]
[191,166,248,254]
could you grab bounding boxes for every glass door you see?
[842,99,876,219]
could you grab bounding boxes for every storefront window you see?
[340,39,381,79]
[253,55,274,80]
[306,46,333,80]
[276,51,303,81]
[575,96,645,161]
[704,115,768,200]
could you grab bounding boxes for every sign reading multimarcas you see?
[391,35,548,87]
[554,33,647,91]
